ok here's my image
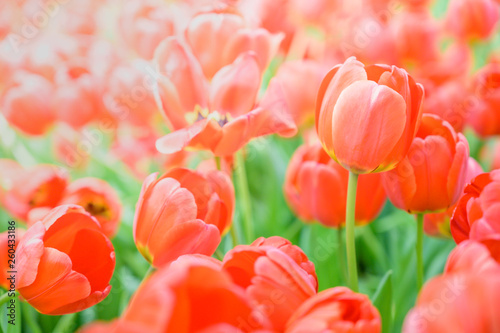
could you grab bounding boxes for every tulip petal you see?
[17,222,45,288]
[331,80,407,172]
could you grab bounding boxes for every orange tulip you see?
[284,142,386,228]
[382,114,469,213]
[115,254,273,332]
[153,37,296,157]
[60,178,122,238]
[1,228,25,290]
[1,71,55,136]
[118,0,175,59]
[77,320,118,333]
[0,161,68,220]
[316,57,424,173]
[285,287,381,333]
[403,241,500,332]
[222,236,318,330]
[133,170,225,267]
[466,63,500,137]
[445,0,499,41]
[451,170,500,262]
[17,205,115,315]
[424,157,483,237]
[185,11,282,79]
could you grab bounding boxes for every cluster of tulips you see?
[1,0,500,332]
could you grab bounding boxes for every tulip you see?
[77,320,118,333]
[222,236,318,330]
[114,254,273,332]
[316,56,424,174]
[272,60,327,128]
[382,114,469,213]
[118,0,175,59]
[0,161,68,221]
[424,157,483,238]
[185,11,282,79]
[466,63,500,137]
[403,241,500,332]
[133,170,225,267]
[451,170,500,262]
[154,37,296,157]
[445,0,499,41]
[285,287,381,333]
[284,142,386,228]
[1,71,55,136]
[316,56,424,291]
[60,178,122,238]
[17,205,115,315]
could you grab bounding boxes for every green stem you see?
[235,150,254,244]
[416,213,424,291]
[0,291,17,307]
[345,172,359,292]
[214,156,221,171]
[53,313,77,333]
[230,224,239,247]
[337,227,348,284]
[22,302,42,333]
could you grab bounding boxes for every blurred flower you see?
[451,170,500,261]
[316,56,424,173]
[1,71,55,136]
[0,161,68,220]
[17,205,115,315]
[403,241,500,332]
[222,236,318,330]
[284,142,386,228]
[154,38,296,156]
[118,0,175,59]
[115,254,273,332]
[466,63,500,137]
[1,228,25,290]
[133,171,223,267]
[285,287,381,333]
[185,11,283,79]
[77,320,118,333]
[424,157,483,238]
[445,0,499,41]
[60,178,122,238]
[272,60,327,128]
[382,114,469,213]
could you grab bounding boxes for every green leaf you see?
[371,270,393,333]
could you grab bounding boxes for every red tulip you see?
[222,236,318,330]
[466,63,500,137]
[114,254,273,332]
[316,57,424,173]
[424,157,483,237]
[0,161,68,220]
[17,205,115,315]
[1,71,55,136]
[451,170,500,262]
[60,178,122,238]
[286,287,381,333]
[445,0,499,41]
[153,37,296,157]
[284,142,386,228]
[133,171,224,267]
[382,114,469,213]
[403,241,500,332]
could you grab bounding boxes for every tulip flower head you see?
[382,114,469,213]
[17,205,115,315]
[133,169,232,267]
[316,57,424,174]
